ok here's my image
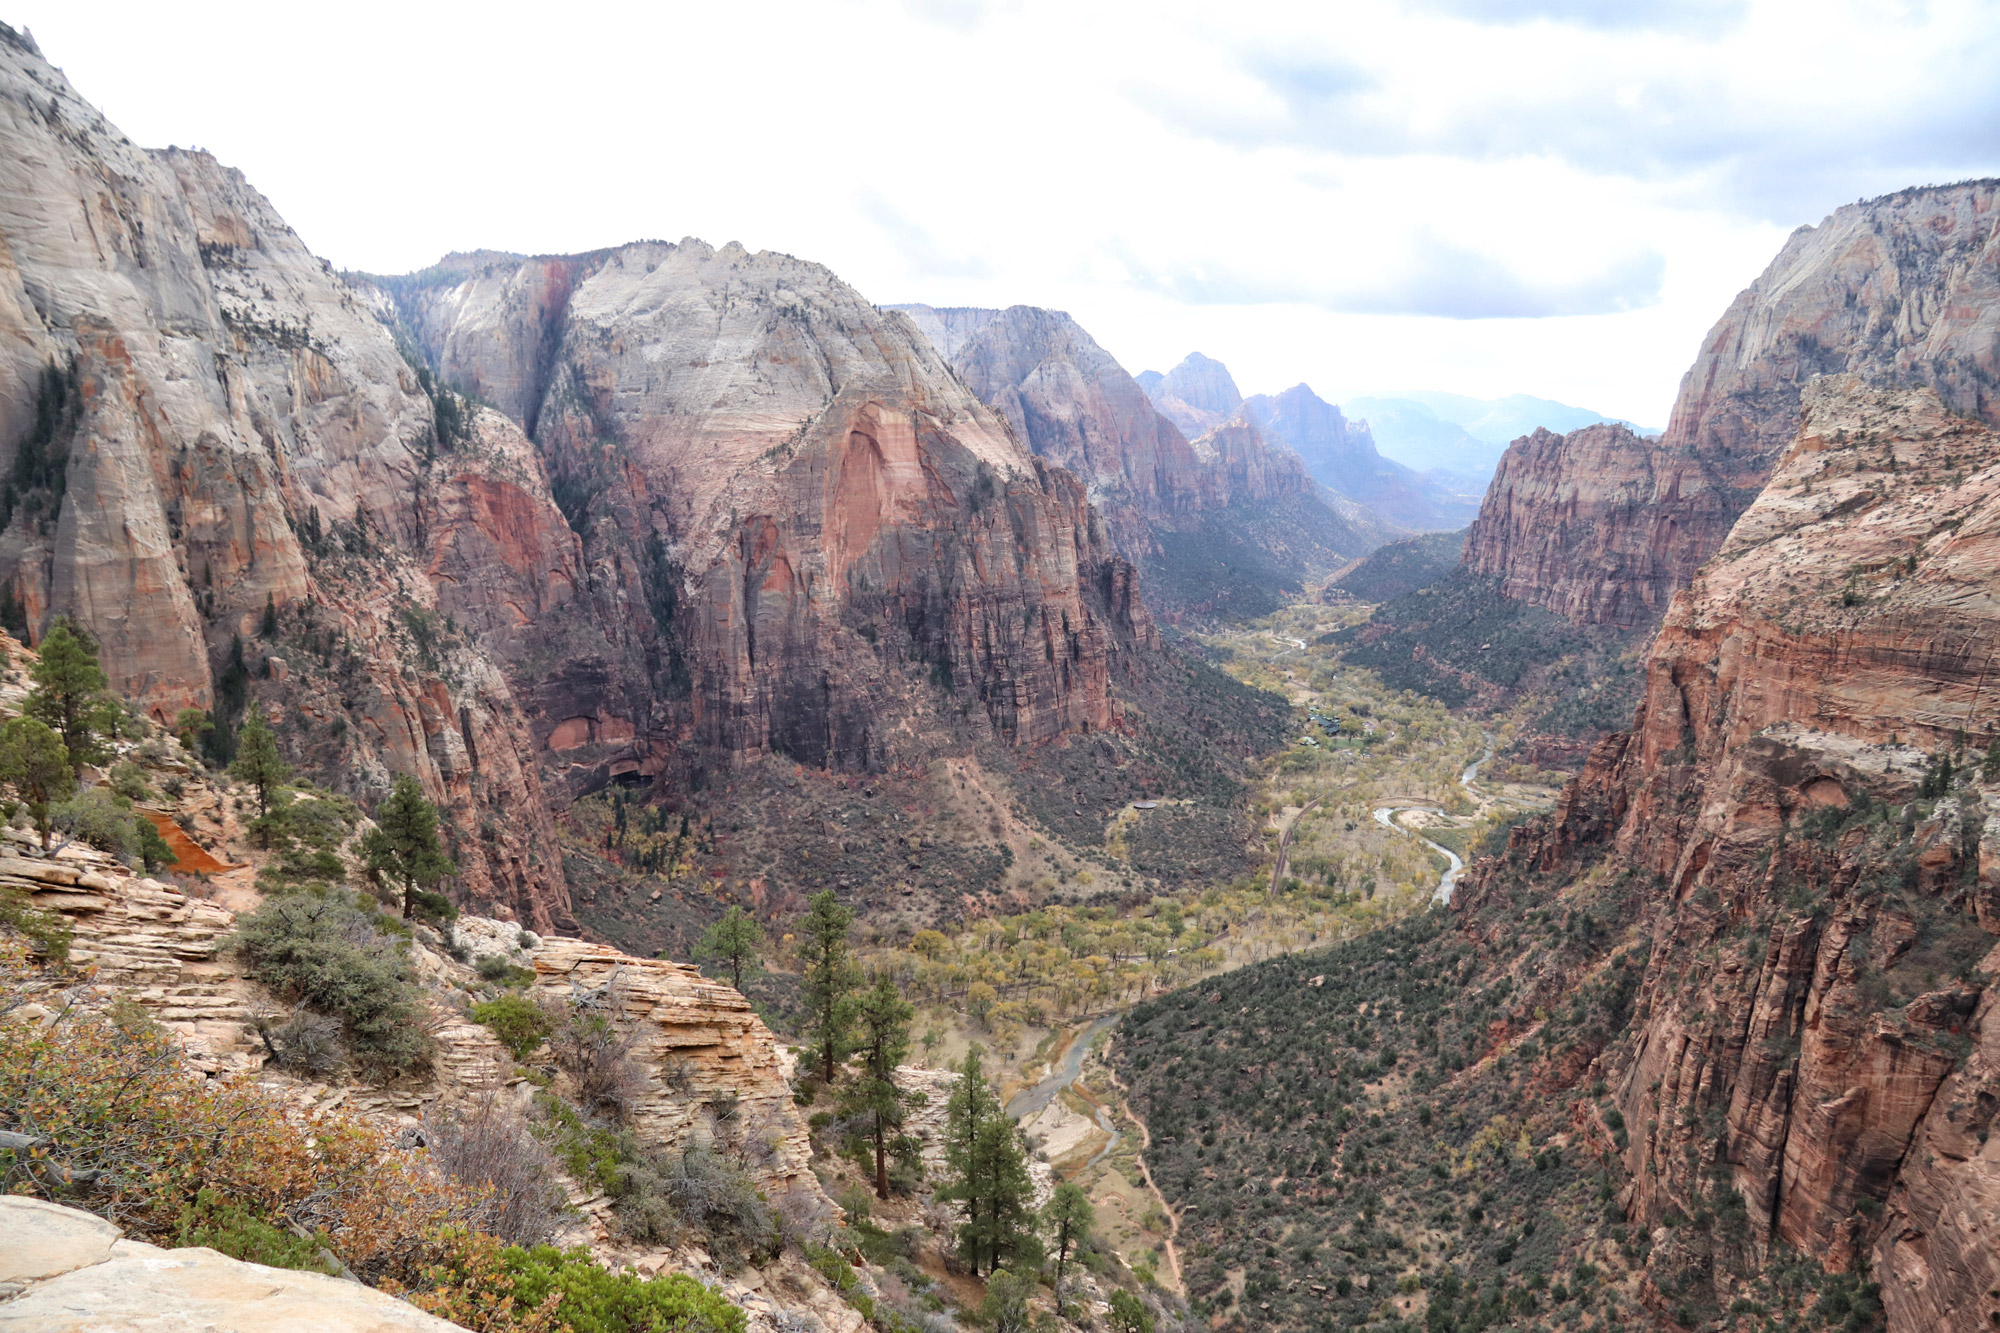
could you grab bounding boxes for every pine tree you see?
[797,890,859,1084]
[1108,1289,1155,1333]
[360,774,457,919]
[941,1045,1037,1275]
[839,973,921,1198]
[1043,1181,1096,1316]
[696,905,766,991]
[229,710,290,816]
[25,618,121,776]
[0,716,76,851]
[260,592,279,638]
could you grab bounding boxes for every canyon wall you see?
[0,28,572,927]
[1464,181,2000,629]
[1467,378,2000,1331]
[376,249,1155,797]
[0,27,1157,927]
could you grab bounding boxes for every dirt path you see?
[1098,1057,1185,1297]
[1268,795,1323,893]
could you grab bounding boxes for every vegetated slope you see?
[1123,379,2000,1333]
[1327,571,1644,751]
[1334,530,1467,603]
[1114,902,1657,1333]
[1464,179,2000,631]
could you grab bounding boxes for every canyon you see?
[1464,180,2000,630]
[0,28,1160,932]
[1461,376,2000,1330]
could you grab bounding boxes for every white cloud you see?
[12,0,1994,425]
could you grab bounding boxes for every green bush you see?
[231,890,432,1078]
[108,760,153,802]
[503,1244,745,1333]
[0,884,71,961]
[471,994,556,1060]
[50,787,139,860]
[171,1189,339,1275]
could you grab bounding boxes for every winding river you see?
[1372,735,1494,905]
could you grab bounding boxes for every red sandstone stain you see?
[140,809,244,876]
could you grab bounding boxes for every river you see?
[1371,734,1493,905]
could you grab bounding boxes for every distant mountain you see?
[892,309,1388,620]
[1241,385,1480,531]
[1141,352,1243,440]
[1345,392,1660,476]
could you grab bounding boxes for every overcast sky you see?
[15,0,1998,424]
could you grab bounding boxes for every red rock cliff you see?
[1465,181,2000,629]
[1468,378,2000,1331]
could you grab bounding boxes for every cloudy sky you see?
[16,0,1999,424]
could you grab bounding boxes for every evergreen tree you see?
[25,618,121,776]
[695,904,765,991]
[260,592,279,638]
[941,1045,1037,1275]
[839,973,921,1198]
[1042,1181,1096,1316]
[797,889,859,1083]
[1108,1289,1155,1333]
[135,815,179,874]
[229,710,290,816]
[0,716,76,851]
[360,774,457,919]
[173,707,213,756]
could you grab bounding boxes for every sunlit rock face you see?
[378,244,1155,791]
[1465,181,2000,629]
[0,27,573,927]
[1465,379,2000,1333]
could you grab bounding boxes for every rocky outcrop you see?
[528,939,818,1197]
[919,305,1208,555]
[0,1197,470,1332]
[1142,353,1242,441]
[0,28,570,927]
[1464,180,2000,628]
[379,247,1155,794]
[1466,378,2000,1330]
[1243,383,1476,531]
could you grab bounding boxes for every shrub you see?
[254,1007,345,1075]
[109,760,153,801]
[171,1188,341,1275]
[472,994,558,1059]
[50,787,140,859]
[231,890,433,1078]
[548,1008,644,1121]
[0,990,473,1285]
[422,1094,566,1247]
[0,885,71,961]
[406,1232,745,1333]
[615,1142,774,1266]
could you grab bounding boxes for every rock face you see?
[910,305,1208,554]
[1468,378,2000,1331]
[379,250,1155,792]
[0,28,571,926]
[1143,352,1243,440]
[0,1198,471,1332]
[1242,383,1477,531]
[897,312,1385,613]
[0,29,1156,926]
[1465,180,2000,629]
